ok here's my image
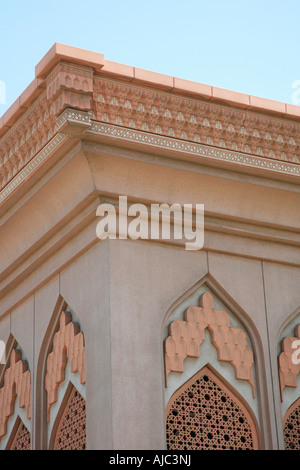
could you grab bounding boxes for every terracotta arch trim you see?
[45,311,86,421]
[0,349,31,439]
[164,292,255,397]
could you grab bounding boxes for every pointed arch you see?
[45,309,85,421]
[166,365,259,450]
[277,305,300,401]
[162,274,270,447]
[49,382,86,450]
[6,416,31,450]
[35,295,86,449]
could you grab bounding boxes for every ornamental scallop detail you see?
[45,311,86,421]
[278,325,300,400]
[0,349,31,439]
[166,367,258,450]
[164,292,255,396]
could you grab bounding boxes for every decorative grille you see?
[166,368,257,450]
[10,421,30,450]
[284,400,300,450]
[54,388,86,450]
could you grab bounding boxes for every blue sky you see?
[1,0,299,117]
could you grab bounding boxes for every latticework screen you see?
[284,400,300,450]
[166,369,257,450]
[54,387,86,450]
[10,420,30,450]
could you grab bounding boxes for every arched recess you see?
[0,334,31,450]
[35,295,86,450]
[166,364,259,450]
[162,274,266,449]
[277,307,300,402]
[277,306,300,449]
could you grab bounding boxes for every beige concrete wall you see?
[0,136,300,450]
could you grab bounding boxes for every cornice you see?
[0,132,67,205]
[87,121,300,178]
[1,43,300,202]
[92,76,300,165]
[1,105,300,208]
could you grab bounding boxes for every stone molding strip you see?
[0,132,67,205]
[0,349,31,439]
[164,292,255,397]
[88,120,300,177]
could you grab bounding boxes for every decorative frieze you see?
[1,67,300,198]
[93,77,300,164]
[0,93,55,190]
[0,63,94,192]
[0,133,67,204]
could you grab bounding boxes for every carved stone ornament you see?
[164,292,255,397]
[0,349,31,439]
[278,325,300,400]
[45,311,85,421]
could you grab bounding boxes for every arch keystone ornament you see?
[164,292,255,397]
[0,349,31,439]
[45,311,86,421]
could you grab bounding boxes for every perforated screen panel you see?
[166,369,257,450]
[54,388,86,450]
[284,401,300,450]
[10,421,30,450]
